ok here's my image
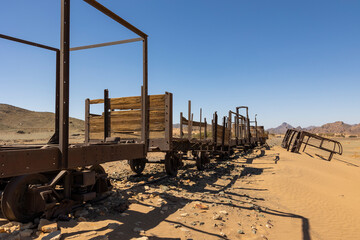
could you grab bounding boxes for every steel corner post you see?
[59,0,70,170]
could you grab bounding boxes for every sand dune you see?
[256,139,360,240]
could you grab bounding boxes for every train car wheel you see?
[196,152,204,171]
[90,165,112,196]
[1,174,48,222]
[165,152,178,177]
[196,152,209,171]
[129,159,146,175]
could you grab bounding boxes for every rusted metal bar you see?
[213,112,218,145]
[255,114,258,141]
[0,34,59,51]
[59,0,70,170]
[142,37,149,151]
[83,0,147,38]
[55,50,60,144]
[180,112,183,138]
[70,37,143,51]
[188,100,191,140]
[104,89,110,140]
[165,92,173,150]
[85,98,90,143]
[199,108,202,140]
[228,111,232,150]
[221,117,226,150]
[204,118,207,140]
[59,0,71,200]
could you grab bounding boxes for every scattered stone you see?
[219,210,228,216]
[194,203,209,210]
[41,230,62,240]
[133,227,143,233]
[107,223,121,230]
[174,224,181,228]
[77,217,87,222]
[20,222,35,230]
[19,229,33,238]
[144,186,150,191]
[213,214,222,220]
[38,219,58,233]
[180,213,189,217]
[160,186,169,191]
[0,222,21,233]
[237,229,244,234]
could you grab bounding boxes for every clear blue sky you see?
[0,0,359,129]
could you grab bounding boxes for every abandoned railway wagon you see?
[0,1,268,222]
[0,0,153,222]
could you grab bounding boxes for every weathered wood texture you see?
[215,125,230,145]
[89,94,165,110]
[88,94,168,140]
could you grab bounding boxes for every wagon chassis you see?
[0,0,150,222]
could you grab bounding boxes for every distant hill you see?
[309,121,360,135]
[267,122,294,134]
[267,121,360,135]
[0,104,84,132]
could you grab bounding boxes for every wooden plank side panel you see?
[111,110,165,122]
[192,121,206,127]
[224,129,230,145]
[89,99,104,104]
[91,121,165,132]
[110,94,166,110]
[181,116,188,124]
[88,94,167,140]
[216,126,223,143]
[90,110,165,132]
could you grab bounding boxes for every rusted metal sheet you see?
[0,148,61,178]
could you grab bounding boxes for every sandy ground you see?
[0,136,360,239]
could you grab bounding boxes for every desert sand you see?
[1,136,360,240]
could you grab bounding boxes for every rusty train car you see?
[0,0,267,222]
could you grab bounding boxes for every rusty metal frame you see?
[0,0,149,179]
[236,106,251,145]
[0,34,61,145]
[282,129,343,161]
